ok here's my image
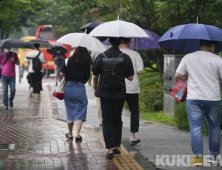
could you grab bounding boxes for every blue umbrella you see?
[158,23,222,52]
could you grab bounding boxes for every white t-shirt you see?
[25,50,45,73]
[120,48,144,93]
[176,51,222,101]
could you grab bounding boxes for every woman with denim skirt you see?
[60,46,92,141]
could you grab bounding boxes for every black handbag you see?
[0,55,11,79]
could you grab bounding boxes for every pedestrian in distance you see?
[0,47,20,110]
[175,40,222,165]
[120,38,144,146]
[60,46,92,142]
[52,48,66,86]
[25,43,45,98]
[93,37,134,159]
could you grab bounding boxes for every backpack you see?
[102,52,125,89]
[32,52,42,72]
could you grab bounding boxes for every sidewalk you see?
[1,71,222,170]
[0,72,145,170]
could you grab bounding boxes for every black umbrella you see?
[80,22,104,34]
[0,38,33,48]
[46,45,67,54]
[29,40,52,48]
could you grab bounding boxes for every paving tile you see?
[0,78,146,170]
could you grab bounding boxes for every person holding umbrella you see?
[176,40,222,165]
[60,46,92,141]
[0,47,20,110]
[120,38,144,146]
[52,47,66,86]
[93,37,134,159]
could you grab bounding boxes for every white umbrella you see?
[89,17,149,38]
[57,33,106,53]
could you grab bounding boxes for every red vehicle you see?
[35,25,71,76]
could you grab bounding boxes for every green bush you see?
[139,71,160,87]
[175,102,208,134]
[175,102,189,130]
[139,82,163,112]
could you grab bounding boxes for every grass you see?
[141,111,177,126]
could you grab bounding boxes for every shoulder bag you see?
[53,59,68,100]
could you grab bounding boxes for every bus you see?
[18,36,36,68]
[35,25,71,76]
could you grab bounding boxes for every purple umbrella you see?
[104,29,160,50]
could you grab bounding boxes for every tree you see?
[0,0,39,39]
[65,0,222,78]
[27,0,93,36]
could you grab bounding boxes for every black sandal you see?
[75,135,82,141]
[130,139,140,146]
[106,152,114,159]
[65,133,73,140]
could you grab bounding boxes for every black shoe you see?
[113,148,121,154]
[99,123,103,126]
[75,135,82,142]
[65,133,73,140]
[10,100,13,108]
[130,139,140,146]
[106,153,114,159]
[4,105,8,110]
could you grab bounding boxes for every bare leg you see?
[108,148,113,153]
[67,122,74,137]
[130,132,137,141]
[75,120,83,138]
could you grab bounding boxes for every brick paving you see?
[0,77,119,170]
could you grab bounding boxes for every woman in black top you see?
[60,46,92,141]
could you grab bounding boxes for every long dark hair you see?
[70,46,92,69]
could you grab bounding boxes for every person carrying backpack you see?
[25,43,45,98]
[92,37,134,159]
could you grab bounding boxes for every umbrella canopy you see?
[29,40,52,48]
[104,29,160,50]
[57,33,106,53]
[80,22,104,34]
[47,45,67,54]
[89,19,149,38]
[130,30,160,50]
[158,23,222,52]
[0,38,33,48]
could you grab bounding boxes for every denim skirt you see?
[64,81,88,122]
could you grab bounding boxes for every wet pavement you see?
[0,71,147,170]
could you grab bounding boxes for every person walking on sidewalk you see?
[25,43,45,98]
[120,38,144,146]
[60,47,92,142]
[176,40,222,164]
[52,49,66,86]
[93,37,134,159]
[0,47,20,110]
